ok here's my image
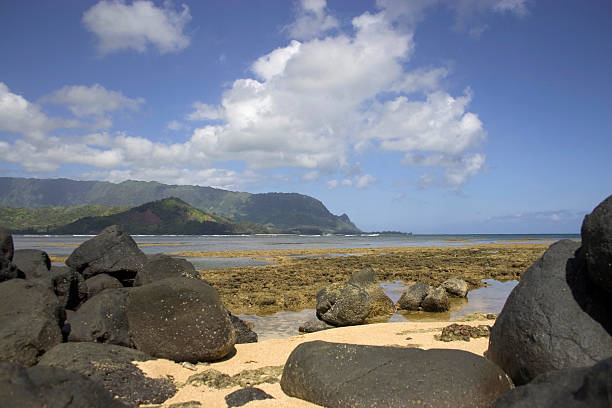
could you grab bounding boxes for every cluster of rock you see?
[0,225,257,406]
[485,194,612,406]
[397,277,468,312]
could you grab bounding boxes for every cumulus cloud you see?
[287,0,339,40]
[82,0,191,54]
[41,84,144,118]
[186,101,224,121]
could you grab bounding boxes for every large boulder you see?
[85,273,123,298]
[0,228,13,261]
[127,277,236,362]
[281,341,512,408]
[316,282,371,326]
[49,266,87,309]
[0,361,129,408]
[397,282,431,311]
[0,279,64,366]
[348,266,395,318]
[421,286,450,312]
[67,288,133,347]
[488,240,612,385]
[581,194,612,294]
[441,278,468,297]
[12,249,51,279]
[38,342,176,406]
[134,254,200,286]
[0,256,24,282]
[66,225,147,285]
[492,357,612,408]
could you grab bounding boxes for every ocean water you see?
[12,233,579,257]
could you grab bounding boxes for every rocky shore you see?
[0,194,610,407]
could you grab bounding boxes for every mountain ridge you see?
[0,177,360,234]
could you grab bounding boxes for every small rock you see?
[441,278,468,297]
[299,317,335,333]
[421,286,450,312]
[180,361,198,371]
[316,282,371,326]
[167,402,201,408]
[225,387,274,407]
[397,282,431,311]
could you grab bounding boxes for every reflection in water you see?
[238,279,517,340]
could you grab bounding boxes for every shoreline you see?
[177,242,551,315]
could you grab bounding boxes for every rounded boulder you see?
[581,194,612,294]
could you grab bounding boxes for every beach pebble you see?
[397,282,431,311]
[441,278,468,297]
[225,387,274,407]
[281,340,512,408]
[488,240,612,385]
[421,286,450,312]
[581,193,612,294]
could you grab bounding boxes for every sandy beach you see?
[136,318,495,407]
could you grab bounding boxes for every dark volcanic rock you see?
[12,249,51,279]
[38,342,175,406]
[67,288,132,347]
[225,387,274,407]
[230,313,258,343]
[397,282,431,311]
[316,282,371,326]
[348,266,395,318]
[492,357,612,408]
[0,279,64,366]
[134,254,200,286]
[582,194,612,294]
[127,277,236,362]
[0,228,13,261]
[66,225,147,285]
[299,317,335,333]
[85,273,123,298]
[488,240,612,385]
[0,360,129,408]
[0,256,24,282]
[441,278,468,297]
[281,341,512,408]
[50,266,87,309]
[421,286,450,312]
[438,323,490,342]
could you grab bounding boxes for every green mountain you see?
[50,197,273,235]
[0,177,360,234]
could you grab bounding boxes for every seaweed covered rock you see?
[348,267,395,318]
[488,240,612,385]
[38,342,175,406]
[441,278,468,297]
[281,341,512,408]
[134,254,200,286]
[0,361,129,408]
[421,286,450,312]
[127,277,236,362]
[66,225,147,285]
[0,279,64,366]
[397,282,431,311]
[316,282,371,326]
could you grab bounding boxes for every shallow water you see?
[238,279,517,341]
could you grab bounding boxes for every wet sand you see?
[175,243,550,315]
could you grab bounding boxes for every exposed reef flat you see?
[174,243,551,315]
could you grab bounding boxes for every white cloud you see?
[287,0,339,40]
[355,174,377,188]
[0,82,76,140]
[166,120,185,131]
[41,83,144,118]
[82,0,191,54]
[186,101,224,121]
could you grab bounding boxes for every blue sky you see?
[1,0,611,233]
